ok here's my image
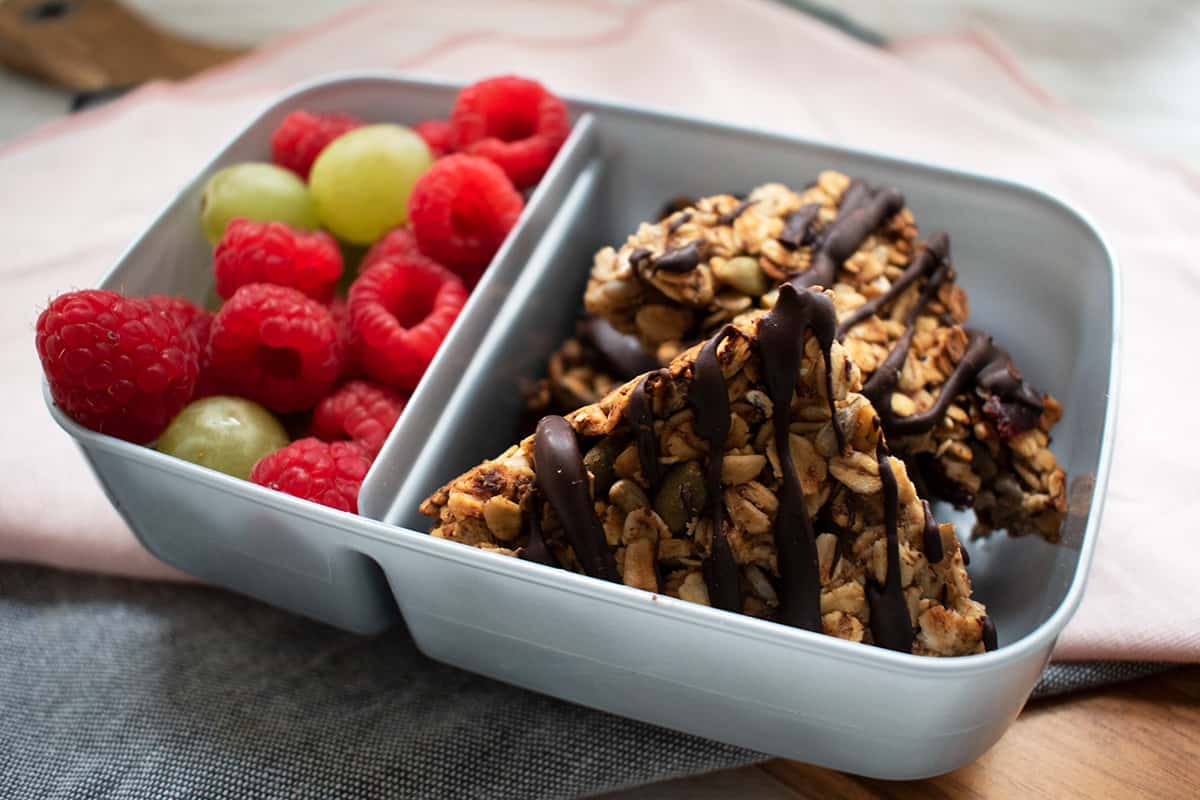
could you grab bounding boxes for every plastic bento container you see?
[46,74,1118,779]
[45,76,601,634]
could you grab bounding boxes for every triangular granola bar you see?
[422,286,993,656]
[580,174,1066,539]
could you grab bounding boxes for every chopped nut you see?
[622,538,659,592]
[744,564,779,605]
[722,453,766,485]
[829,451,882,495]
[822,611,865,642]
[635,304,693,345]
[482,496,522,541]
[678,571,710,605]
[622,507,670,544]
[712,255,770,296]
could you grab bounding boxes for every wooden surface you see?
[0,0,242,91]
[760,667,1200,799]
[603,668,1200,798]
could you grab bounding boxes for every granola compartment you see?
[575,176,1067,541]
[374,88,1115,777]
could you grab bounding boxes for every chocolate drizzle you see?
[870,329,1043,438]
[830,230,1045,441]
[653,241,704,273]
[837,179,872,215]
[629,247,652,266]
[778,203,820,250]
[756,285,844,631]
[666,211,693,235]
[921,499,944,564]
[835,233,950,339]
[627,372,663,490]
[577,316,660,380]
[981,616,998,652]
[519,489,559,568]
[690,327,740,612]
[866,441,915,652]
[788,184,905,292]
[716,199,755,226]
[533,415,620,582]
[860,248,955,436]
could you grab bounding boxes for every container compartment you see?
[371,94,1117,776]
[46,76,599,633]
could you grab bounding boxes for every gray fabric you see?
[0,565,760,799]
[1033,660,1175,698]
[0,565,1178,798]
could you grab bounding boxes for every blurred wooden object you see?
[760,666,1200,799]
[0,0,244,91]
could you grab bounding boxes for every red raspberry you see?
[448,75,569,188]
[214,218,343,304]
[327,297,359,379]
[250,437,370,513]
[311,379,407,457]
[361,226,420,274]
[36,290,199,443]
[270,110,363,179]
[146,295,214,351]
[414,119,451,157]
[348,256,466,390]
[407,155,523,285]
[147,294,217,395]
[207,284,341,413]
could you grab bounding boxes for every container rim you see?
[44,69,1121,676]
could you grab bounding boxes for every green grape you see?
[309,124,433,245]
[157,396,290,480]
[200,162,319,244]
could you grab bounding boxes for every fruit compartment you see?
[360,95,1118,776]
[45,75,600,634]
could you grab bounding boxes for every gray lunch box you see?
[46,74,1118,779]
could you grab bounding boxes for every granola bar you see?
[423,287,993,656]
[581,173,1066,540]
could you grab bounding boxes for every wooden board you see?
[0,0,243,91]
[761,667,1200,798]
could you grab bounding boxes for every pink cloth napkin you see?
[2,0,1197,661]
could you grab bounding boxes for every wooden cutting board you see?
[0,0,244,91]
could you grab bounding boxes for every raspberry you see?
[414,119,451,158]
[36,290,199,443]
[328,297,359,379]
[348,256,466,390]
[214,218,343,304]
[407,155,523,285]
[448,76,569,189]
[250,437,370,513]
[311,379,408,457]
[361,226,420,273]
[146,295,213,351]
[207,284,342,413]
[147,294,217,395]
[270,110,363,179]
